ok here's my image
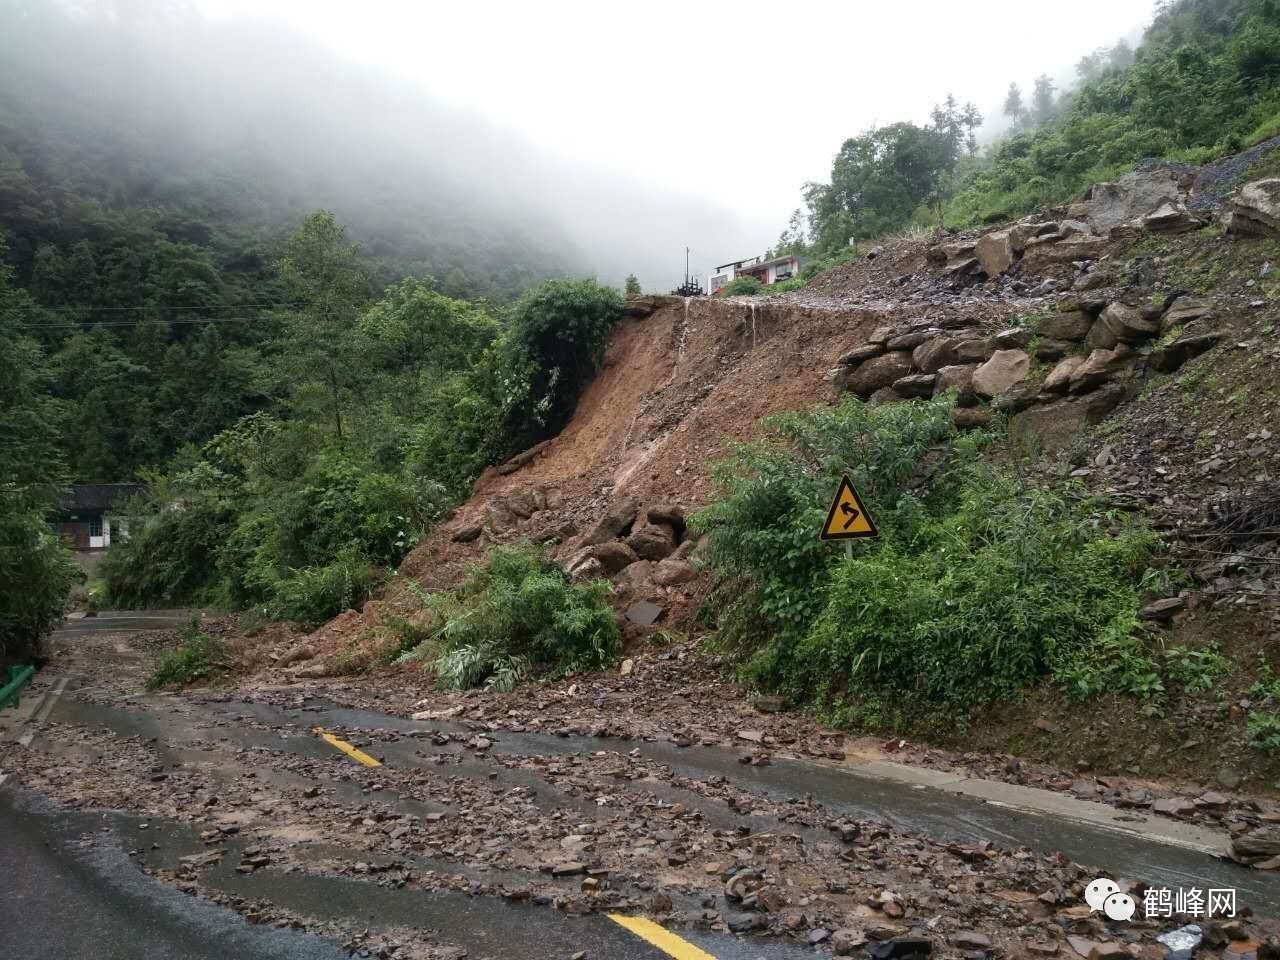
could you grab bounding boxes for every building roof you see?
[740,254,800,272]
[56,484,144,513]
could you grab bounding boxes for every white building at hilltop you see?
[707,253,802,294]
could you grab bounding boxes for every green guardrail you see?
[0,665,34,711]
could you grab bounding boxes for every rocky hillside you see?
[259,153,1280,791]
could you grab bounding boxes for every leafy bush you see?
[765,277,806,294]
[146,617,230,689]
[692,394,1167,729]
[718,276,765,297]
[0,507,79,659]
[102,478,237,608]
[265,548,382,629]
[493,279,622,458]
[1248,710,1280,752]
[1163,643,1232,695]
[397,544,619,691]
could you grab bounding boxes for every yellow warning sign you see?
[819,475,878,541]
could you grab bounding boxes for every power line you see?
[20,301,301,314]
[15,316,276,330]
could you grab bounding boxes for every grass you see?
[146,616,230,689]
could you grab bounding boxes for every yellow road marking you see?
[312,726,381,767]
[607,915,719,960]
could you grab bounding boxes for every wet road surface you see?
[5,620,1280,958]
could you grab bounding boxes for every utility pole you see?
[685,247,690,288]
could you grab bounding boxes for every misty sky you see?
[195,0,1157,279]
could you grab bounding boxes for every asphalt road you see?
[7,619,1280,958]
[55,609,201,636]
[0,789,350,960]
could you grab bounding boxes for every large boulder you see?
[846,352,914,398]
[934,364,980,405]
[893,373,938,398]
[584,498,640,546]
[590,541,640,575]
[1142,201,1203,233]
[626,523,678,562]
[1085,169,1185,235]
[839,343,885,364]
[622,296,660,318]
[952,407,991,430]
[646,504,686,538]
[953,338,996,363]
[1228,179,1280,237]
[484,497,521,533]
[972,349,1031,399]
[868,386,904,405]
[502,488,544,519]
[1162,298,1215,326]
[1069,347,1133,394]
[1086,302,1159,350]
[1011,384,1128,452]
[975,229,1016,276]
[1043,356,1085,394]
[912,337,959,374]
[993,327,1032,349]
[1020,237,1108,271]
[1151,332,1222,373]
[653,558,697,587]
[1038,311,1093,341]
[886,328,940,351]
[993,381,1042,413]
[971,221,1043,276]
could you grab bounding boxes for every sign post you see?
[819,475,879,557]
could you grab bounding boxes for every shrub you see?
[493,279,623,458]
[266,453,445,569]
[0,506,79,660]
[1248,710,1280,752]
[1163,642,1232,695]
[146,616,230,689]
[266,548,382,629]
[397,544,619,691]
[692,394,1167,728]
[102,481,237,608]
[624,274,642,297]
[718,276,764,297]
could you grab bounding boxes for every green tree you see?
[624,274,642,297]
[0,237,77,657]
[809,121,952,247]
[1003,81,1024,120]
[1031,74,1058,126]
[275,211,370,445]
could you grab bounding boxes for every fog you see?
[4,0,1158,292]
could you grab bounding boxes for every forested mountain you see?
[0,2,595,483]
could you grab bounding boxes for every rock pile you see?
[825,289,1222,451]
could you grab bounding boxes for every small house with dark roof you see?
[52,484,142,551]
